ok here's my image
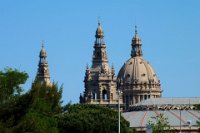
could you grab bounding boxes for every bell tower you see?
[80,20,119,106]
[35,42,52,86]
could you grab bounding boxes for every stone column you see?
[133,96,135,105]
[99,90,102,103]
[137,95,140,103]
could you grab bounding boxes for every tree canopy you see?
[0,67,28,103]
[58,104,130,133]
[0,68,133,133]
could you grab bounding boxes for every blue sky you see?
[0,0,200,103]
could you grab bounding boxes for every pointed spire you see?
[40,41,47,57]
[92,19,108,67]
[35,43,51,85]
[95,18,104,39]
[111,63,115,75]
[131,25,143,57]
[98,16,100,26]
[85,63,90,78]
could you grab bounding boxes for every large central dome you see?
[117,26,162,109]
[118,57,159,84]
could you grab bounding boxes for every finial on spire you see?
[135,25,138,35]
[40,40,47,57]
[42,40,44,48]
[111,63,115,75]
[98,16,100,26]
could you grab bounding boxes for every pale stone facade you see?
[80,21,120,105]
[80,24,161,109]
[117,26,162,109]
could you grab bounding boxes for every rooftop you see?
[136,98,200,106]
[122,110,200,128]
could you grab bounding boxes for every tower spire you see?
[92,19,108,68]
[81,21,118,106]
[35,42,51,85]
[131,25,143,57]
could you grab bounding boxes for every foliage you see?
[194,104,200,131]
[129,128,138,133]
[29,82,63,114]
[12,82,63,133]
[0,75,63,133]
[194,104,200,110]
[57,104,130,133]
[0,67,133,133]
[147,113,170,133]
[0,67,28,104]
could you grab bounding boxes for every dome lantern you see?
[131,26,143,57]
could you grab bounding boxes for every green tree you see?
[194,104,200,110]
[57,104,130,133]
[12,82,63,133]
[0,68,29,132]
[0,67,135,133]
[195,104,200,132]
[147,113,170,133]
[29,82,63,114]
[0,67,28,104]
[0,78,63,133]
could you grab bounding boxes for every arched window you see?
[102,89,107,100]
[93,92,97,100]
[144,95,147,100]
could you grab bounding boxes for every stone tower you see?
[80,21,118,106]
[35,42,52,86]
[117,26,162,109]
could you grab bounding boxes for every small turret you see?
[111,64,115,75]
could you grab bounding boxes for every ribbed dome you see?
[117,26,161,108]
[117,57,160,85]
